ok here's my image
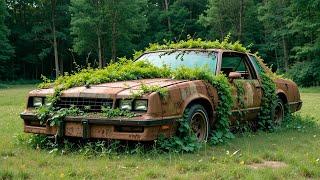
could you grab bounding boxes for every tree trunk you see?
[59,55,63,74]
[98,34,103,68]
[275,48,279,71]
[282,35,289,72]
[164,0,171,32]
[239,0,243,40]
[51,0,59,78]
[111,16,117,61]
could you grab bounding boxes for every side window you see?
[249,55,265,75]
[221,53,255,79]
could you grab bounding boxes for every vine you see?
[101,107,136,118]
[232,80,251,133]
[257,73,277,130]
[145,34,250,53]
[131,84,168,99]
[155,108,202,153]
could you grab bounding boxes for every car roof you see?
[143,48,250,55]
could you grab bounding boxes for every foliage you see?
[131,84,169,99]
[232,80,251,133]
[155,108,202,153]
[102,107,136,118]
[0,0,14,80]
[145,34,250,53]
[36,105,84,126]
[287,60,320,87]
[257,73,277,131]
[199,0,261,44]
[70,0,148,64]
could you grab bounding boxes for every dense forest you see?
[0,0,319,86]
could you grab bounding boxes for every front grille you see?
[55,97,113,112]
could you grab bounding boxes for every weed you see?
[101,107,136,118]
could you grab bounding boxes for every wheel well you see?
[186,98,214,126]
[277,92,288,104]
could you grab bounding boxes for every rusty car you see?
[20,49,302,141]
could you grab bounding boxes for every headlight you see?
[33,97,43,107]
[134,100,148,111]
[119,100,132,111]
[44,98,52,106]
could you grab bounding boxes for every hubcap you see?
[274,102,284,124]
[190,111,207,141]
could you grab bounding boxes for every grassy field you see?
[0,85,319,179]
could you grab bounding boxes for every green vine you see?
[257,73,277,130]
[145,33,250,53]
[36,105,84,126]
[232,80,252,132]
[155,108,202,153]
[131,84,168,99]
[101,107,136,118]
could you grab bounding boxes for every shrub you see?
[287,60,320,87]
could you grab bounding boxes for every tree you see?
[199,0,256,41]
[258,0,291,72]
[70,0,147,67]
[0,0,14,80]
[70,0,107,68]
[287,0,320,61]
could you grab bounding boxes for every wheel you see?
[185,104,210,142]
[273,98,285,125]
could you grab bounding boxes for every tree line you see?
[0,0,319,86]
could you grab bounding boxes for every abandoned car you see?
[20,49,302,141]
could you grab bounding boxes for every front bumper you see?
[20,112,177,141]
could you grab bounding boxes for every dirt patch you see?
[248,161,287,169]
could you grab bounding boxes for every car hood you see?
[29,78,188,99]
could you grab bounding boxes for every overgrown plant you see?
[155,108,202,153]
[233,80,252,133]
[131,84,168,99]
[145,34,250,53]
[36,105,84,126]
[257,73,277,130]
[102,107,136,118]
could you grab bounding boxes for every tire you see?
[185,104,210,142]
[273,98,285,125]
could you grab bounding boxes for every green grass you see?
[0,85,319,179]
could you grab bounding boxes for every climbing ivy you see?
[257,73,277,130]
[232,80,252,133]
[155,108,202,153]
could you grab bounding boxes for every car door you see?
[220,52,262,123]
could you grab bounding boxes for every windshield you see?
[137,51,217,73]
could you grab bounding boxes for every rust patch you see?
[244,81,254,106]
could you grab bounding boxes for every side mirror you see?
[228,72,241,80]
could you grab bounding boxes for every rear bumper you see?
[20,112,177,141]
